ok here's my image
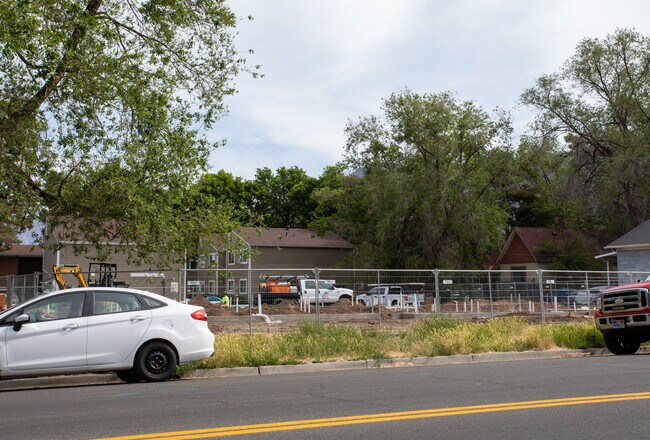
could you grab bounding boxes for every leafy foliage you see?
[245,167,319,228]
[0,0,250,265]
[521,29,650,235]
[313,90,515,269]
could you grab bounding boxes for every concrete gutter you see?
[0,348,601,391]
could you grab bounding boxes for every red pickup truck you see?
[595,281,650,355]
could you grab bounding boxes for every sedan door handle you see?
[130,315,148,322]
[62,323,81,330]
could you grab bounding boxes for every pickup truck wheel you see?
[603,334,640,355]
[358,300,366,306]
[391,300,398,307]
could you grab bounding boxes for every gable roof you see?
[606,219,650,249]
[496,227,610,265]
[236,227,352,249]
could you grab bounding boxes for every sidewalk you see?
[0,348,600,391]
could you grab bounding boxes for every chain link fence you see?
[3,268,649,324]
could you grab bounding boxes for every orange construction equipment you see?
[53,265,88,289]
[259,278,292,294]
[258,275,298,304]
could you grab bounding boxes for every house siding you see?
[500,236,534,264]
[251,247,350,269]
[0,258,19,277]
[616,250,650,282]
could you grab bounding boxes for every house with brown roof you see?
[190,227,353,298]
[0,245,43,277]
[490,227,611,282]
[42,226,352,300]
[604,219,650,280]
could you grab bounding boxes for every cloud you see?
[209,0,650,179]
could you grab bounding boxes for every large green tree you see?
[245,167,319,228]
[0,0,250,264]
[521,28,650,235]
[316,91,514,269]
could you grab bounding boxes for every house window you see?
[227,251,235,265]
[227,279,235,293]
[239,254,248,264]
[209,253,217,267]
[239,279,248,294]
[208,280,215,295]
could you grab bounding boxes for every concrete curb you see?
[0,349,596,391]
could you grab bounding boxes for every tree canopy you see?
[0,0,249,262]
[521,28,650,236]
[313,90,515,269]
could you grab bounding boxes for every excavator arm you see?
[52,265,88,289]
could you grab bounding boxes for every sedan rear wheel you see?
[134,342,178,382]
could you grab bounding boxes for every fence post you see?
[537,269,546,324]
[33,272,39,299]
[377,270,382,329]
[433,270,440,316]
[488,270,494,317]
[7,275,14,305]
[313,267,321,330]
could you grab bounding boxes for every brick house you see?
[0,245,43,277]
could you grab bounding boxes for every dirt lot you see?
[190,295,590,333]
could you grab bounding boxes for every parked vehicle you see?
[294,278,353,305]
[595,281,650,355]
[573,286,609,305]
[356,284,425,308]
[543,287,580,303]
[205,296,222,304]
[0,287,214,382]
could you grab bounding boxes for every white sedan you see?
[0,287,214,382]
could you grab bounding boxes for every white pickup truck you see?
[356,285,425,308]
[294,279,354,304]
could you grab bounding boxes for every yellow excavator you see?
[52,265,88,289]
[52,263,128,290]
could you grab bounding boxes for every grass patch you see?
[191,317,605,372]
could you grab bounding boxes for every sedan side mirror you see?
[13,313,30,332]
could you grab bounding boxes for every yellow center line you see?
[97,391,650,440]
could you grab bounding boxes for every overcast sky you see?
[209,0,650,180]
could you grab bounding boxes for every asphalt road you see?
[2,355,650,439]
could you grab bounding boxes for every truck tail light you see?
[191,309,208,321]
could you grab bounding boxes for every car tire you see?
[391,300,398,307]
[115,369,142,383]
[358,300,366,306]
[134,342,178,382]
[603,334,640,355]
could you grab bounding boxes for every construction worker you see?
[221,293,231,307]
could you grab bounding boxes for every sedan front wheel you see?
[134,342,178,382]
